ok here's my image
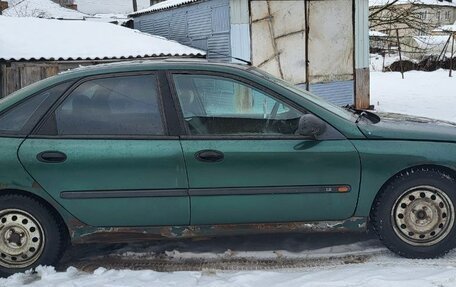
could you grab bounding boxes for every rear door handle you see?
[37,151,67,163]
[195,150,224,162]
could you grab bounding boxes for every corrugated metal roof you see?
[130,0,201,16]
[0,16,206,62]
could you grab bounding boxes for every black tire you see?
[0,193,67,277]
[371,167,456,258]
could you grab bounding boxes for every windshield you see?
[247,67,356,121]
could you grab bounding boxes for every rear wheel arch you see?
[0,188,70,242]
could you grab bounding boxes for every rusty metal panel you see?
[70,217,368,244]
[308,0,354,84]
[250,0,306,84]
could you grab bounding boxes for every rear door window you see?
[38,74,165,136]
[0,82,72,136]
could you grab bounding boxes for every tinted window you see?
[48,75,164,136]
[0,83,71,135]
[173,74,303,136]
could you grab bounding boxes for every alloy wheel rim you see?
[0,209,44,268]
[392,185,455,246]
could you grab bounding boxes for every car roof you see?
[59,58,251,78]
[0,59,252,111]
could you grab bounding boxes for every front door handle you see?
[195,150,224,162]
[37,151,67,163]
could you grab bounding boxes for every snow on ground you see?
[371,69,456,122]
[1,70,456,286]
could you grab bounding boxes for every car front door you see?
[18,73,189,227]
[170,72,361,225]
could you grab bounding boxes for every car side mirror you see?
[297,114,327,139]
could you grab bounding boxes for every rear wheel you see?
[0,194,67,277]
[372,168,456,258]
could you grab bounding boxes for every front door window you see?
[172,74,304,136]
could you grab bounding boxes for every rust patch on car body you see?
[70,217,367,244]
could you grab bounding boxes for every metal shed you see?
[131,0,370,108]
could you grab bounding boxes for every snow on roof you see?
[369,30,388,37]
[75,0,150,14]
[130,0,200,16]
[413,35,453,54]
[370,0,456,7]
[435,21,456,32]
[84,13,130,25]
[0,16,205,62]
[4,0,88,20]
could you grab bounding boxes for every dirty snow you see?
[0,16,205,61]
[2,233,456,287]
[1,70,456,286]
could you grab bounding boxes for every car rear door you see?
[18,72,190,227]
[169,72,361,225]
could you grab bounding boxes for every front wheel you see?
[0,194,67,277]
[371,168,456,258]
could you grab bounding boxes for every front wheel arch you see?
[370,164,456,216]
[370,165,456,258]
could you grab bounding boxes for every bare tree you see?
[369,0,443,57]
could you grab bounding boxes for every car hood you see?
[357,113,456,143]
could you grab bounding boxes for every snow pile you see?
[4,0,87,19]
[370,54,417,72]
[0,16,205,61]
[371,69,456,122]
[131,0,200,16]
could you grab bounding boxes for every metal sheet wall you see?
[308,81,354,106]
[134,0,231,61]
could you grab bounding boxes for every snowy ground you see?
[371,69,456,123]
[1,69,456,286]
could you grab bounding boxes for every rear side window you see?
[39,74,165,136]
[0,82,71,136]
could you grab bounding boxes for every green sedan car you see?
[0,60,456,276]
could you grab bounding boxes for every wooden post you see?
[450,33,454,78]
[132,0,138,12]
[396,28,404,79]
